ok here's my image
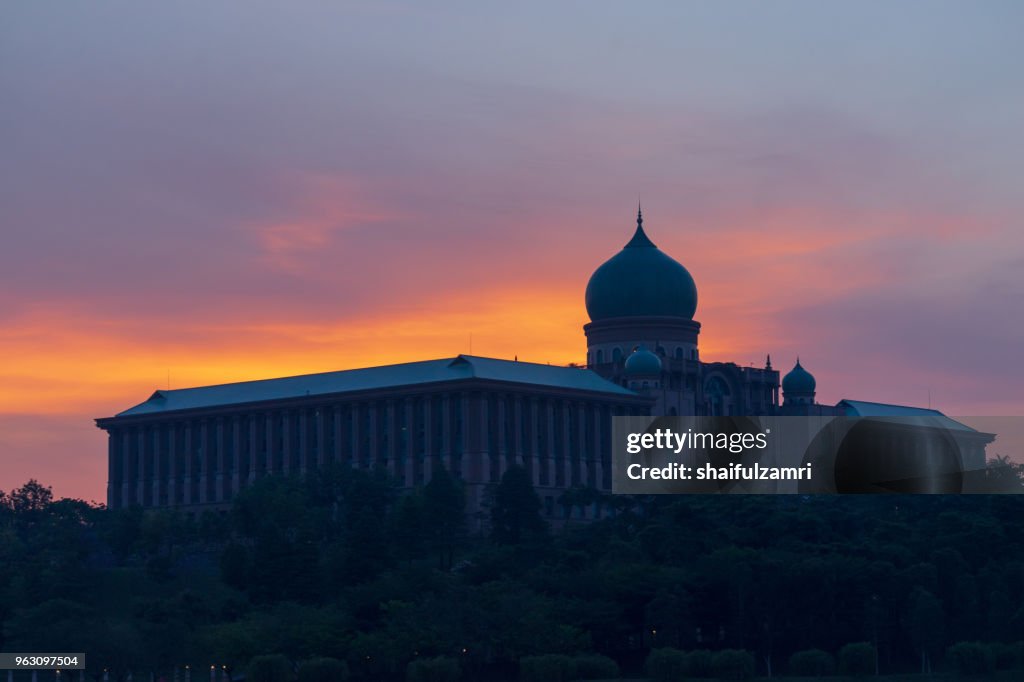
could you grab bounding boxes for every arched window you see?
[675,347,683,360]
[596,349,604,364]
[612,347,622,362]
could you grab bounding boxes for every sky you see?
[2,1,1023,502]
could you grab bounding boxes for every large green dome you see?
[585,209,698,322]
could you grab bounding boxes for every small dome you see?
[585,207,698,322]
[625,345,663,375]
[782,359,816,394]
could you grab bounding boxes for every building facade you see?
[97,207,991,511]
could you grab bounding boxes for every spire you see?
[625,201,656,248]
[766,354,772,370]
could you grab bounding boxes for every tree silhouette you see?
[490,466,546,544]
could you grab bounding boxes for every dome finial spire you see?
[625,201,655,248]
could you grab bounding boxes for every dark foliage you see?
[4,474,1024,680]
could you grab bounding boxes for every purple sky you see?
[1,1,1023,501]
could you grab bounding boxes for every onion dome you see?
[585,206,698,322]
[624,345,663,375]
[782,358,816,394]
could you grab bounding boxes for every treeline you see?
[2,462,1024,681]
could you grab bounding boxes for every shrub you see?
[947,642,995,676]
[247,655,293,682]
[519,654,576,682]
[684,649,714,677]
[838,642,876,677]
[711,649,755,680]
[990,642,1024,671]
[788,648,836,677]
[572,653,619,679]
[406,656,461,682]
[645,648,686,682]
[296,658,348,682]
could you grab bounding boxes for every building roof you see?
[782,359,816,394]
[838,399,978,432]
[110,355,636,419]
[584,207,698,322]
[624,345,663,376]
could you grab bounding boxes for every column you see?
[281,411,293,475]
[384,399,396,477]
[215,418,226,503]
[351,403,363,468]
[298,410,309,475]
[561,401,572,488]
[423,397,434,481]
[107,430,120,509]
[265,412,276,475]
[513,396,524,468]
[198,420,209,504]
[496,395,507,464]
[136,427,148,507]
[332,404,344,464]
[544,399,552,489]
[231,415,242,496]
[457,392,469,477]
[362,401,374,464]
[576,401,587,487]
[316,405,328,469]
[248,414,259,483]
[440,395,451,471]
[183,421,194,506]
[404,398,415,487]
[471,392,487,483]
[150,426,162,507]
[592,403,604,490]
[530,399,542,486]
[167,423,178,506]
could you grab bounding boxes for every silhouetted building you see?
[97,206,992,513]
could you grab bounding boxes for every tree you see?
[985,455,1024,492]
[8,480,53,517]
[389,491,427,566]
[905,586,944,674]
[489,467,546,544]
[423,466,466,569]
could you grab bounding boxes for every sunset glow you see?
[2,2,1022,500]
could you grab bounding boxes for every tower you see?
[584,206,700,371]
[583,205,704,415]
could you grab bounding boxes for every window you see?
[612,347,622,362]
[596,349,604,364]
[675,347,683,360]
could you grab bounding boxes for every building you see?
[96,206,992,511]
